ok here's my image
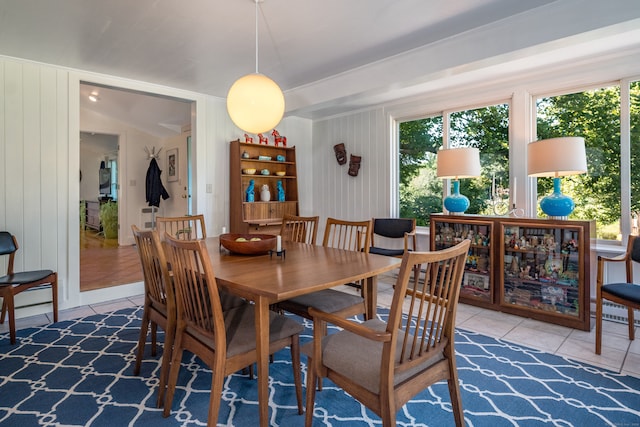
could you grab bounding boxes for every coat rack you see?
[144,146,162,160]
[144,146,165,229]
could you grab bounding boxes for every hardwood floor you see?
[80,229,143,291]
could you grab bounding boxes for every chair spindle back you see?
[156,214,206,241]
[280,214,319,245]
[322,218,371,253]
[389,240,470,365]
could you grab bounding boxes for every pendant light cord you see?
[255,0,259,74]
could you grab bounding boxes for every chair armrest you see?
[598,253,627,263]
[404,230,417,252]
[597,252,630,287]
[308,307,391,342]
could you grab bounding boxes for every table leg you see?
[254,296,270,427]
[364,275,378,320]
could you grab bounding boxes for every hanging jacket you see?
[145,158,170,207]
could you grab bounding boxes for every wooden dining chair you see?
[276,217,372,323]
[131,225,175,408]
[156,214,206,241]
[162,236,304,424]
[280,214,319,245]
[154,215,245,311]
[595,234,640,354]
[304,239,470,427]
[0,232,58,345]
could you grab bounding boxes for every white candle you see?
[492,173,496,198]
[221,226,227,235]
[512,177,517,206]
[276,235,282,252]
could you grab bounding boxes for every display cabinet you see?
[431,216,495,307]
[499,219,593,330]
[430,214,594,330]
[229,139,299,234]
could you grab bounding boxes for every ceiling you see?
[2,0,640,136]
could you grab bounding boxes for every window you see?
[450,104,509,216]
[399,103,510,224]
[630,80,640,234]
[536,86,621,240]
[399,115,442,226]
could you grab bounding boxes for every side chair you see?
[595,234,640,354]
[131,225,175,408]
[369,218,417,257]
[156,214,206,241]
[162,236,304,424]
[369,217,419,291]
[304,240,470,427]
[0,232,58,345]
[280,214,319,245]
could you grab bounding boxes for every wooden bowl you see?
[219,233,276,255]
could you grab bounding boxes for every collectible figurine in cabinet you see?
[246,179,255,202]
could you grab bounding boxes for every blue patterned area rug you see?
[1,307,639,426]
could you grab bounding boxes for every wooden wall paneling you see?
[40,67,59,273]
[23,62,42,270]
[4,60,25,270]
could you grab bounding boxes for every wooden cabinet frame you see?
[431,214,594,330]
[230,140,299,234]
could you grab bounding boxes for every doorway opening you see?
[79,82,193,291]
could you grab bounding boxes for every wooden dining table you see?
[204,237,402,427]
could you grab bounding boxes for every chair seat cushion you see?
[602,283,640,304]
[303,318,445,394]
[0,270,55,286]
[190,304,303,357]
[369,247,404,257]
[281,289,363,314]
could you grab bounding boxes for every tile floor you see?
[3,273,638,379]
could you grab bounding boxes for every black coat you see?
[145,158,170,207]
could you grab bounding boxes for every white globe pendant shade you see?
[226,73,285,134]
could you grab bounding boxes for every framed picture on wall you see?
[167,148,178,182]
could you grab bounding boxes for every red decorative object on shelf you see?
[257,133,268,145]
[272,129,287,147]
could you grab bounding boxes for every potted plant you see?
[100,201,118,239]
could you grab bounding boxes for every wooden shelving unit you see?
[229,139,299,234]
[431,214,595,330]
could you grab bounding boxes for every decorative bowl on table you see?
[219,233,276,255]
[242,168,257,175]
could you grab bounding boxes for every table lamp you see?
[527,137,587,219]
[437,147,481,214]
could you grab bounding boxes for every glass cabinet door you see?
[432,218,493,303]
[500,222,583,319]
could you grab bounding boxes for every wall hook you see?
[144,146,163,159]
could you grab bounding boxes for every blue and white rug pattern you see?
[0,307,638,426]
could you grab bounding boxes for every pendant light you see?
[226,0,285,134]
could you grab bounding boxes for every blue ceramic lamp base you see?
[539,177,575,219]
[444,180,470,215]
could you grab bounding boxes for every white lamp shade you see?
[226,73,285,134]
[527,137,587,177]
[437,147,481,179]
